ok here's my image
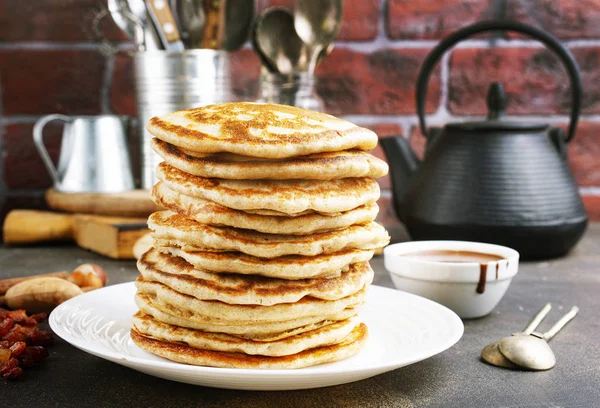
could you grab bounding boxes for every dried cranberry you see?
[0,349,10,364]
[0,357,18,375]
[5,325,28,344]
[30,313,48,323]
[9,341,26,357]
[27,328,53,346]
[25,346,49,363]
[0,318,15,338]
[17,352,33,368]
[8,310,28,324]
[3,366,23,380]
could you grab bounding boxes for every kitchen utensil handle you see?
[201,0,226,49]
[3,210,74,245]
[416,20,582,143]
[543,306,579,341]
[145,0,183,49]
[522,303,552,334]
[33,114,71,187]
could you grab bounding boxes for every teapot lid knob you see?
[487,82,507,120]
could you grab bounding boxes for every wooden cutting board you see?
[45,189,160,217]
[3,210,149,259]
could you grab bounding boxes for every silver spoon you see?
[499,306,579,371]
[222,0,254,51]
[482,303,552,369]
[294,0,343,74]
[255,7,307,75]
[251,20,277,73]
[174,0,205,49]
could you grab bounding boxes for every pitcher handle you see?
[416,20,582,143]
[33,114,71,187]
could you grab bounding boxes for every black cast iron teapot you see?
[380,20,588,259]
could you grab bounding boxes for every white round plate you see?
[50,282,463,391]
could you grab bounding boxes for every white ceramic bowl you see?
[384,241,519,319]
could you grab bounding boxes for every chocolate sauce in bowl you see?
[399,249,505,294]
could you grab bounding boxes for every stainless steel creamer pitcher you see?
[33,115,135,193]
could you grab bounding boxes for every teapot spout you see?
[379,136,420,220]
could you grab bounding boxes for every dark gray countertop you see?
[1,225,599,408]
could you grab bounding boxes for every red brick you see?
[0,50,105,115]
[387,0,600,40]
[387,0,494,40]
[111,54,137,116]
[0,1,126,42]
[567,122,600,187]
[505,0,600,40]
[337,0,379,41]
[316,48,440,115]
[2,123,62,189]
[261,0,378,41]
[230,49,262,101]
[582,195,600,221]
[448,47,600,115]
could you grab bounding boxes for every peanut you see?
[5,277,83,313]
[67,264,108,289]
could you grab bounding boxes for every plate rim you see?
[50,282,463,378]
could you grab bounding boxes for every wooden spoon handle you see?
[3,210,74,244]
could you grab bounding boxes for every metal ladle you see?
[499,306,579,371]
[482,303,552,369]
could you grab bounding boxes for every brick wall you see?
[1,0,599,227]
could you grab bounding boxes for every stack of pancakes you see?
[131,103,390,369]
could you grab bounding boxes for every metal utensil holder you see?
[135,50,235,188]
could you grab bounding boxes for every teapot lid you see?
[446,82,549,132]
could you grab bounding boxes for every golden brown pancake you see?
[146,102,378,158]
[156,162,380,215]
[131,322,368,369]
[157,246,374,280]
[152,182,379,235]
[151,138,388,180]
[132,312,360,357]
[135,291,360,341]
[149,211,390,258]
[135,277,368,322]
[138,249,374,306]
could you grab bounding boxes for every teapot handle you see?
[33,114,71,187]
[416,20,582,143]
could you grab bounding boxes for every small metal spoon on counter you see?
[482,303,552,369]
[254,7,307,75]
[499,306,579,371]
[294,0,343,73]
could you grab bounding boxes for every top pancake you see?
[146,102,378,158]
[151,138,388,180]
